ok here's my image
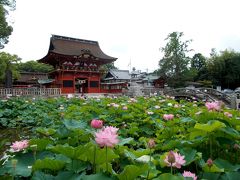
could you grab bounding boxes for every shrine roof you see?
[39,35,117,62]
[104,69,131,80]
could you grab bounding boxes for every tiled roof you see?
[106,69,131,80]
[39,35,117,63]
[15,72,48,83]
[142,75,159,81]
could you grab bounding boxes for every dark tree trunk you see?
[5,68,12,88]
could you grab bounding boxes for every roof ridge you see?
[111,69,129,72]
[52,34,98,45]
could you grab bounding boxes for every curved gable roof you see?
[50,35,116,60]
[39,35,117,63]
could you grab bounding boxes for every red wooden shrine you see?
[38,35,117,94]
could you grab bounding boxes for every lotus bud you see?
[207,158,213,167]
[148,139,156,149]
[167,151,176,164]
[234,144,240,150]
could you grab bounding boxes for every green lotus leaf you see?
[36,127,56,136]
[214,158,240,171]
[32,158,65,171]
[117,164,149,180]
[32,171,55,180]
[194,120,226,133]
[0,153,34,177]
[29,138,53,151]
[201,172,220,180]
[63,119,87,130]
[82,173,112,180]
[154,173,184,180]
[202,163,224,173]
[179,148,197,165]
[65,159,88,173]
[224,172,240,180]
[118,137,134,146]
[55,171,84,180]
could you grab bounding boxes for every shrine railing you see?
[0,88,61,97]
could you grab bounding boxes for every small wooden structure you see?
[13,72,50,87]
[102,70,130,93]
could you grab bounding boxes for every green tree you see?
[159,32,192,87]
[0,0,15,48]
[207,49,240,89]
[0,51,20,86]
[191,53,206,71]
[100,62,118,79]
[190,53,209,82]
[18,60,54,73]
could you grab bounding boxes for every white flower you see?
[174,104,179,108]
[113,104,119,108]
[154,105,160,109]
[147,111,154,115]
[167,103,173,107]
[67,94,74,98]
[136,155,153,163]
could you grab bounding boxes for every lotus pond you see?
[0,95,240,180]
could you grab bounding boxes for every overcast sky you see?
[2,0,240,72]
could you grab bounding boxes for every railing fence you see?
[0,88,61,97]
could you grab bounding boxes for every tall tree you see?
[159,32,192,87]
[0,52,20,86]
[0,0,15,48]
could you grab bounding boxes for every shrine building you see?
[38,35,128,94]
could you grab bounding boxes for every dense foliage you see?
[0,0,15,48]
[158,32,240,89]
[0,52,20,85]
[0,95,240,179]
[18,60,54,73]
[207,50,240,89]
[158,32,192,88]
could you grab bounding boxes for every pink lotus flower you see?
[10,140,29,152]
[91,119,103,129]
[95,126,119,148]
[104,126,119,134]
[163,114,174,120]
[205,102,220,111]
[224,112,232,118]
[113,103,119,108]
[182,171,197,180]
[164,151,186,169]
[207,158,213,167]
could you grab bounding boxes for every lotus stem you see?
[146,149,152,180]
[210,135,213,158]
[93,145,96,173]
[106,146,108,172]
